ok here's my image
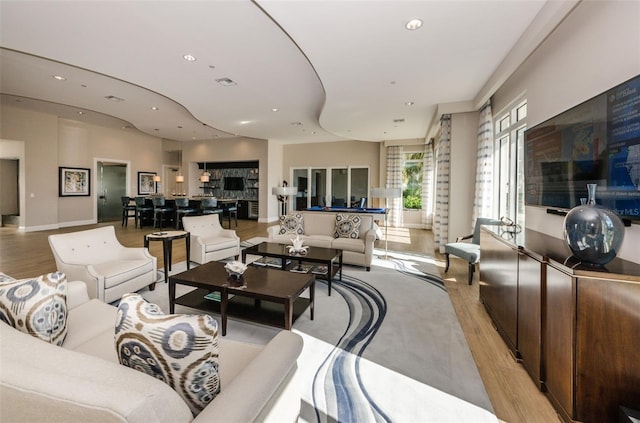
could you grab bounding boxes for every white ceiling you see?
[0,0,569,144]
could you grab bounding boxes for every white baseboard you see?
[20,219,97,232]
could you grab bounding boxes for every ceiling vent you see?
[104,95,124,102]
[215,77,237,87]
[393,118,405,123]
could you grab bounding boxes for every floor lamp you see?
[272,185,298,216]
[370,187,402,259]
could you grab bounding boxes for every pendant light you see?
[176,147,184,183]
[200,161,210,182]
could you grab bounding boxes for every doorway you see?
[0,158,19,227]
[97,162,127,223]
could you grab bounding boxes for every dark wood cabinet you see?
[544,264,575,420]
[575,277,640,422]
[479,229,519,356]
[517,251,543,388]
[480,226,640,423]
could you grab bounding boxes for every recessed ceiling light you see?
[405,101,415,106]
[52,75,66,81]
[78,111,85,115]
[215,77,237,86]
[272,108,278,112]
[405,19,423,30]
[183,54,197,62]
[151,106,159,110]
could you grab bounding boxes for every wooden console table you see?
[479,226,640,423]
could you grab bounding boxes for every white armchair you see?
[48,226,157,303]
[182,214,240,264]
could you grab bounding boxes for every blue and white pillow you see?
[334,214,361,239]
[279,212,305,235]
[0,272,68,345]
[115,293,220,416]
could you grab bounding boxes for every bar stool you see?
[121,196,136,227]
[222,200,238,228]
[152,197,174,229]
[174,198,198,229]
[134,196,153,228]
[200,197,223,222]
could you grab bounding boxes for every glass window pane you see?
[403,152,423,209]
[516,103,527,121]
[292,168,308,211]
[499,115,510,132]
[310,168,327,207]
[331,168,348,207]
[350,168,368,207]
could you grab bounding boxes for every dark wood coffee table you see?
[242,242,342,295]
[168,261,314,335]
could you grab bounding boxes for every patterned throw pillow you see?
[279,212,305,235]
[334,214,362,239]
[115,293,220,416]
[0,272,68,346]
[0,272,15,282]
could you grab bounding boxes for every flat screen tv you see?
[524,74,640,222]
[223,177,244,191]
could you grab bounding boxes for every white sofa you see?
[0,280,303,423]
[267,211,377,271]
[182,214,241,264]
[48,226,157,303]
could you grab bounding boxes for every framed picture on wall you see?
[59,167,91,197]
[138,171,157,195]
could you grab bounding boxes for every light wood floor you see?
[0,219,559,423]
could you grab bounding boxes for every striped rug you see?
[146,238,497,422]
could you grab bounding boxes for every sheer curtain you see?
[421,140,434,229]
[473,100,494,224]
[434,115,451,253]
[386,145,403,227]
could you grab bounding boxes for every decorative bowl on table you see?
[224,261,248,280]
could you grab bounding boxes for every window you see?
[403,152,423,209]
[292,166,369,210]
[494,99,527,227]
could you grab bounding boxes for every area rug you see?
[140,238,497,422]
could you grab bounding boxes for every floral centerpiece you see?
[224,261,248,279]
[288,235,308,255]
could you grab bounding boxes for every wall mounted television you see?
[524,74,640,223]
[223,177,244,191]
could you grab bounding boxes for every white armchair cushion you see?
[0,271,68,345]
[93,259,155,289]
[203,237,240,252]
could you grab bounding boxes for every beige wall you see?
[1,107,59,229]
[492,0,640,263]
[0,106,166,230]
